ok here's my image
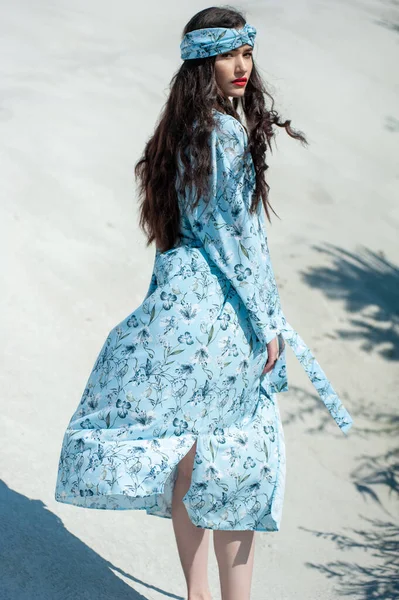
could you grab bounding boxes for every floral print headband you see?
[180,22,257,60]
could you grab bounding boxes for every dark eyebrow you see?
[228,46,253,53]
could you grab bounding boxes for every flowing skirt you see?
[54,246,286,531]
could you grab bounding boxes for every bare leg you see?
[213,530,255,600]
[171,441,212,600]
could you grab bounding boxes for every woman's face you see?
[214,44,253,99]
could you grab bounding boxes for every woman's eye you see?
[220,52,252,58]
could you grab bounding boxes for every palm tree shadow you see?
[0,480,183,600]
[296,401,399,599]
[301,244,399,361]
[370,0,399,35]
[354,447,399,507]
[301,516,399,599]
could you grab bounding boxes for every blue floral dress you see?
[54,109,353,531]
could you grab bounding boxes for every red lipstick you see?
[231,77,247,87]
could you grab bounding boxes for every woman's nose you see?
[234,58,247,74]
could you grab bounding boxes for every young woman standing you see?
[55,7,353,600]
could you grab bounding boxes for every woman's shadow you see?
[0,480,183,600]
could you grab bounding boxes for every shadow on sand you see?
[0,481,184,600]
[286,242,398,596]
[301,243,399,361]
[297,402,398,599]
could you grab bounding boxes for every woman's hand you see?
[262,336,279,376]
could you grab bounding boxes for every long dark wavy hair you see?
[134,5,308,253]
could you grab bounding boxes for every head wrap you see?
[180,22,256,60]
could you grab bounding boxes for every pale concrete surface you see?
[1,0,398,598]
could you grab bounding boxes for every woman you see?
[55,7,354,600]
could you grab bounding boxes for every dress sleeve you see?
[184,115,278,347]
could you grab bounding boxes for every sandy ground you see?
[1,0,398,598]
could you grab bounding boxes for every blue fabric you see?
[54,109,353,532]
[180,22,256,60]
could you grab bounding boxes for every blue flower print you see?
[121,344,137,358]
[192,218,203,233]
[189,389,203,405]
[263,422,276,443]
[217,311,231,330]
[126,314,139,328]
[97,444,105,461]
[223,375,237,389]
[260,463,274,483]
[159,315,179,335]
[191,481,208,493]
[160,291,177,310]
[179,302,201,324]
[175,363,195,376]
[173,418,189,436]
[237,358,249,375]
[177,331,194,345]
[193,345,210,366]
[80,418,94,429]
[234,432,249,448]
[87,393,99,411]
[248,482,261,493]
[225,447,240,467]
[213,427,226,444]
[180,265,193,279]
[74,439,85,452]
[135,410,156,428]
[205,464,221,481]
[116,398,131,418]
[234,264,252,282]
[79,489,94,498]
[219,337,239,358]
[136,327,151,344]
